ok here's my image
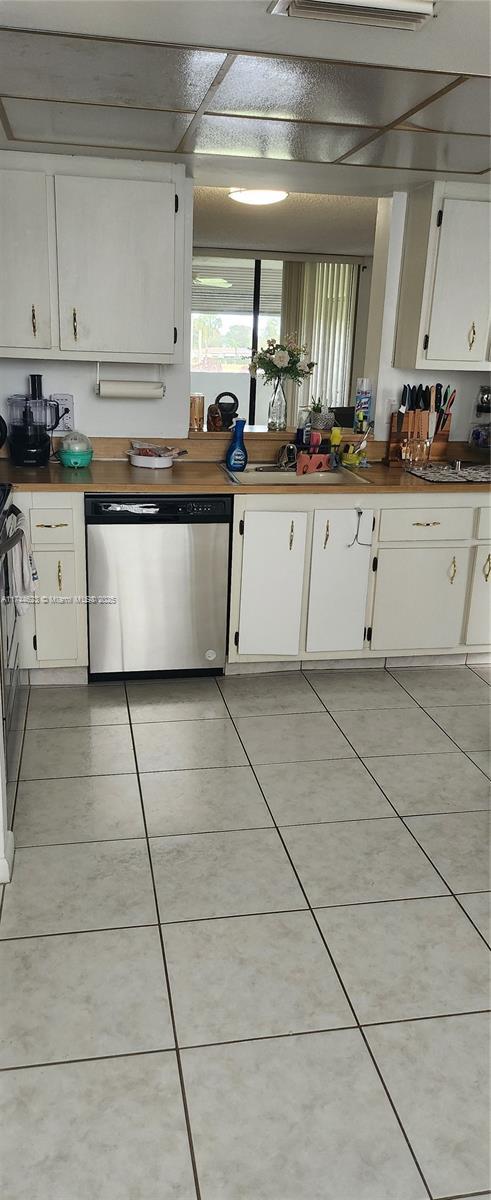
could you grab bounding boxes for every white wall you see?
[371,192,484,443]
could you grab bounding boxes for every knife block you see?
[384,412,452,465]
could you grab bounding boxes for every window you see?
[191,253,357,426]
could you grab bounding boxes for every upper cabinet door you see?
[55,175,176,355]
[0,170,52,349]
[426,199,490,363]
[306,508,373,654]
[238,511,307,656]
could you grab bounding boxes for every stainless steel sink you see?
[222,464,371,487]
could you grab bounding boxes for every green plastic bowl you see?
[58,447,93,469]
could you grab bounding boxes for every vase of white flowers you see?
[249,337,315,432]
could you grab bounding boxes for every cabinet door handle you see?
[35,522,69,529]
[323,519,330,549]
[468,321,476,352]
[449,555,457,585]
[57,560,63,592]
[412,521,441,528]
[31,304,37,338]
[72,307,78,342]
[289,520,294,551]
[484,553,491,582]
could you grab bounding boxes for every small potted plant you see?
[310,396,331,430]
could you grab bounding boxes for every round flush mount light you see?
[228,189,289,206]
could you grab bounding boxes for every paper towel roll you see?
[97,380,165,400]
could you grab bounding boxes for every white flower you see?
[273,349,289,369]
[298,358,311,374]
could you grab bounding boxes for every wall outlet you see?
[50,393,75,433]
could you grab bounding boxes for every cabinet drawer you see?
[30,508,73,545]
[379,507,474,543]
[477,505,491,541]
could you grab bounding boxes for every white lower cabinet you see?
[371,546,471,651]
[466,544,491,645]
[34,550,79,662]
[238,510,307,655]
[306,508,373,653]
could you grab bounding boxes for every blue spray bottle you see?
[225,418,248,472]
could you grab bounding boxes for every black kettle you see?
[215,392,239,430]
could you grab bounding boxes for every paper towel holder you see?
[95,362,166,400]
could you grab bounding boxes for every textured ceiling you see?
[0,27,489,179]
[193,187,377,255]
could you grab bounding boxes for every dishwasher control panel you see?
[85,494,232,524]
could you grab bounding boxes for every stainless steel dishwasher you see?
[85,494,232,678]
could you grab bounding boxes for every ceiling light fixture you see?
[194,276,232,288]
[229,189,289,206]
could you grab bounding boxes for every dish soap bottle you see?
[226,418,248,472]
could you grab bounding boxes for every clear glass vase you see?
[267,378,287,431]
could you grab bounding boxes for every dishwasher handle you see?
[94,502,160,515]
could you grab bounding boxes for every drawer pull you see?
[323,519,330,548]
[289,520,294,551]
[57,560,63,592]
[484,553,491,583]
[35,522,69,529]
[449,555,457,585]
[468,320,476,352]
[72,307,78,342]
[31,304,37,338]
[412,521,441,528]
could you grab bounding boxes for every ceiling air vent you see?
[269,0,436,30]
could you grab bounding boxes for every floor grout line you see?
[5,668,489,1197]
[123,682,203,1200]
[216,672,434,1200]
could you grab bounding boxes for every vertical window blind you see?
[301,261,357,406]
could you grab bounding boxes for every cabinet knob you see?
[31,304,37,338]
[449,555,457,585]
[72,307,78,342]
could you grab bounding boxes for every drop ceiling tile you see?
[404,76,491,136]
[0,29,225,111]
[190,114,378,162]
[345,128,491,173]
[209,54,457,128]
[4,98,192,152]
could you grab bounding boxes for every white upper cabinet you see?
[238,511,307,656]
[0,154,185,362]
[306,508,373,653]
[0,170,52,349]
[426,199,490,363]
[394,183,491,371]
[55,175,176,356]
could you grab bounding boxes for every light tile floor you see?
[0,665,489,1200]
